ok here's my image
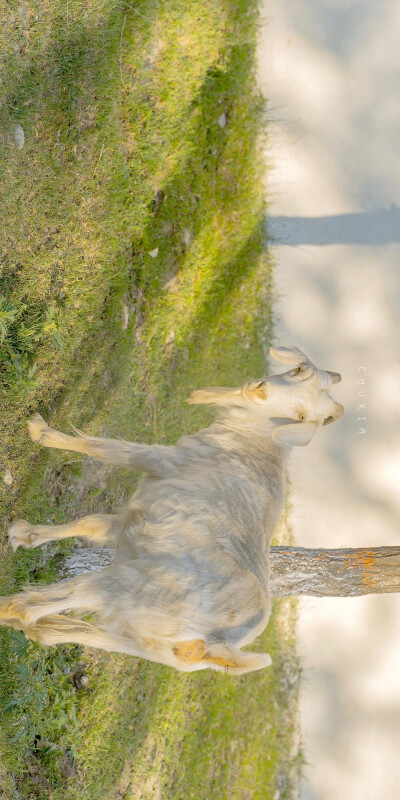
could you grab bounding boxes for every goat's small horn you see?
[323,401,344,425]
[327,371,342,384]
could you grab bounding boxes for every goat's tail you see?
[187,380,268,409]
[204,642,272,675]
[173,638,272,675]
[187,386,242,406]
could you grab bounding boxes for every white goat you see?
[1,346,343,675]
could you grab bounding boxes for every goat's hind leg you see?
[23,614,151,660]
[0,569,110,628]
[8,513,123,552]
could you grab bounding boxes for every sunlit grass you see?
[0,1,300,797]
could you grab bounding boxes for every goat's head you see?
[188,345,344,446]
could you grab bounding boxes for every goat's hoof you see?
[0,597,15,622]
[0,595,29,625]
[28,413,50,444]
[8,519,38,551]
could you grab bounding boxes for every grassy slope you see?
[0,1,300,797]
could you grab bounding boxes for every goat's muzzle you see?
[323,401,345,426]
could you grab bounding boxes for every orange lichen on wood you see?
[338,549,377,586]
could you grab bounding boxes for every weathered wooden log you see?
[62,545,400,598]
[269,546,400,597]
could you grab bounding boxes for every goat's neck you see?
[212,411,291,468]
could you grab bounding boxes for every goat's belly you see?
[133,474,280,544]
[111,535,270,644]
[125,485,274,592]
[135,470,280,514]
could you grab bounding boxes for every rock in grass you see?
[122,302,129,330]
[13,124,25,149]
[58,751,78,777]
[3,469,13,487]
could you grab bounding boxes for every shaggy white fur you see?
[2,345,343,675]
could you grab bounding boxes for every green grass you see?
[0,1,300,797]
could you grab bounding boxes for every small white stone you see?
[121,303,129,330]
[149,247,159,258]
[3,469,14,486]
[183,229,191,245]
[13,124,25,149]
[217,112,227,128]
[165,329,175,345]
[162,275,178,292]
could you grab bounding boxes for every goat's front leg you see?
[28,414,181,476]
[8,513,123,552]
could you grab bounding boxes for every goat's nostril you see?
[323,401,344,425]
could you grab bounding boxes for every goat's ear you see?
[244,380,267,402]
[272,420,320,446]
[187,387,241,406]
[269,345,311,366]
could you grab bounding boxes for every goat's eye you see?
[298,413,305,421]
[295,366,302,374]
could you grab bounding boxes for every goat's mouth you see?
[270,417,302,427]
